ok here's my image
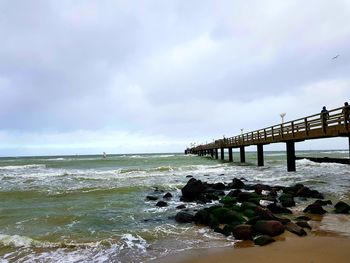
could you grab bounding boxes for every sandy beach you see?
[154,232,350,263]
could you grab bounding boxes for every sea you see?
[1,150,350,262]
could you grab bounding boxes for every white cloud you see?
[0,0,349,155]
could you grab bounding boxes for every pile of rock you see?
[173,177,350,246]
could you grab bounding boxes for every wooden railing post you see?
[304,118,308,135]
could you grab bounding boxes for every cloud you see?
[0,0,349,155]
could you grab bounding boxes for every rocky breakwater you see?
[173,177,350,246]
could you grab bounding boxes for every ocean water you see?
[0,151,350,262]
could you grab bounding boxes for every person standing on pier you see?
[321,106,329,131]
[343,102,350,124]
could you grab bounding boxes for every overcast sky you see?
[0,0,350,156]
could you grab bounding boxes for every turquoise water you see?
[0,151,350,262]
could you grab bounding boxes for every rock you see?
[212,182,226,190]
[227,189,242,197]
[279,193,295,207]
[163,192,173,199]
[241,201,258,211]
[220,196,237,207]
[285,222,307,236]
[253,184,272,195]
[175,212,194,223]
[254,220,285,237]
[274,216,291,225]
[186,175,193,178]
[303,203,327,214]
[232,224,254,240]
[334,201,350,214]
[146,195,158,201]
[267,203,293,214]
[228,178,245,189]
[237,192,260,203]
[296,221,312,229]
[295,186,312,197]
[255,206,276,221]
[314,199,332,206]
[211,207,246,224]
[176,204,186,209]
[222,224,237,236]
[181,178,206,201]
[254,235,275,246]
[155,201,168,207]
[296,215,310,221]
[194,209,210,225]
[153,187,164,193]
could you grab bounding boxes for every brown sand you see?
[153,232,350,263]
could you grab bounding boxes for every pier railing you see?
[190,105,349,151]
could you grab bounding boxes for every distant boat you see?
[103,152,107,159]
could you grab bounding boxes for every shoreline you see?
[153,231,350,263]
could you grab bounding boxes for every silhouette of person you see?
[320,106,329,130]
[343,102,350,124]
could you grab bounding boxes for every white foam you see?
[120,234,148,253]
[0,234,42,248]
[0,164,46,170]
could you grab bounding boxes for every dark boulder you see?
[211,207,246,224]
[279,193,295,207]
[295,186,313,197]
[253,184,272,195]
[255,206,276,221]
[227,189,242,197]
[296,215,310,221]
[237,192,260,203]
[285,222,307,236]
[254,235,275,246]
[220,196,237,207]
[314,199,332,206]
[334,201,350,214]
[176,204,186,209]
[232,224,254,240]
[155,201,168,207]
[254,220,285,237]
[163,192,173,199]
[267,203,293,214]
[228,178,245,189]
[181,178,206,201]
[296,221,312,229]
[212,182,226,190]
[146,195,158,201]
[303,203,327,214]
[186,175,193,178]
[175,212,194,223]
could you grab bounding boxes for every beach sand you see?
[153,231,350,263]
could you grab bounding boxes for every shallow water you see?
[0,151,349,262]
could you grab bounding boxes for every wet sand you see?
[153,232,350,263]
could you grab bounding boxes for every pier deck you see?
[186,104,350,171]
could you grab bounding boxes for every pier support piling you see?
[228,147,233,162]
[215,149,218,159]
[221,148,225,160]
[211,149,214,158]
[240,146,246,163]
[286,140,296,172]
[257,144,264,166]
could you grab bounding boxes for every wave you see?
[0,164,46,170]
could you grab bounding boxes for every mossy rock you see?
[220,196,237,207]
[243,209,256,219]
[241,202,258,211]
[211,207,245,224]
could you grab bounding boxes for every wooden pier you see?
[185,104,350,171]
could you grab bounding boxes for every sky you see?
[0,0,350,156]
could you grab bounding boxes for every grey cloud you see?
[0,0,349,154]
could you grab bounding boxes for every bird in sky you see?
[332,55,339,59]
